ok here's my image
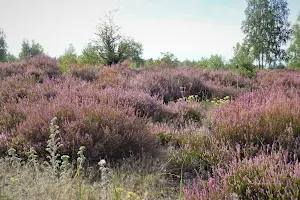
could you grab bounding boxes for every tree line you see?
[0,0,300,70]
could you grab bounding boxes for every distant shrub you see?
[0,55,59,79]
[255,69,300,89]
[184,150,300,200]
[0,61,25,78]
[201,69,252,89]
[96,64,136,88]
[195,55,226,69]
[0,75,36,107]
[212,86,300,147]
[69,65,99,82]
[130,67,250,102]
[58,44,78,73]
[25,55,60,78]
[99,87,167,122]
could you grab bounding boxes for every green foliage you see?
[78,43,99,66]
[143,58,160,67]
[26,147,39,172]
[94,11,143,66]
[19,39,44,60]
[144,58,154,67]
[45,117,62,176]
[120,37,144,67]
[180,59,195,67]
[229,42,256,77]
[76,146,86,199]
[158,52,179,67]
[230,42,255,68]
[7,148,22,168]
[0,29,8,62]
[288,14,300,69]
[196,57,209,68]
[196,55,226,69]
[58,44,78,72]
[5,53,18,62]
[242,0,292,69]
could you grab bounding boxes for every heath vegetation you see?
[1,0,300,199]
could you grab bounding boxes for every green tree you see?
[159,52,179,67]
[144,58,154,67]
[6,53,18,62]
[19,39,44,60]
[196,55,226,69]
[0,29,8,62]
[207,54,226,69]
[287,14,300,69]
[181,59,195,67]
[196,57,209,68]
[93,12,143,66]
[78,43,99,66]
[58,44,78,72]
[230,42,256,77]
[242,0,291,69]
[121,37,144,67]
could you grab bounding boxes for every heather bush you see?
[130,67,250,103]
[212,86,300,148]
[0,61,25,78]
[0,75,35,107]
[3,87,158,162]
[99,87,168,122]
[164,100,206,128]
[96,64,136,88]
[69,65,99,82]
[130,67,207,102]
[0,75,69,108]
[201,69,252,89]
[255,69,300,89]
[0,55,59,79]
[183,150,300,200]
[161,132,235,180]
[25,55,60,78]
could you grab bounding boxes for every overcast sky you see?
[1,0,300,61]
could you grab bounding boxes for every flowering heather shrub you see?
[0,61,25,79]
[25,55,60,78]
[255,69,300,89]
[99,87,168,122]
[37,76,167,122]
[0,101,27,134]
[130,67,249,103]
[0,55,60,79]
[0,75,69,108]
[201,69,252,89]
[212,86,300,146]
[202,81,242,99]
[0,75,36,107]
[96,64,136,88]
[130,67,206,102]
[164,100,206,128]
[3,84,157,162]
[183,150,300,200]
[69,65,99,82]
[0,75,164,122]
